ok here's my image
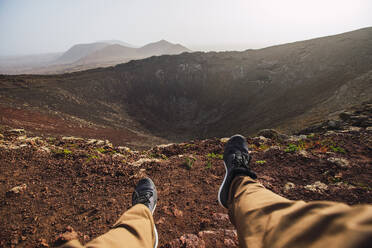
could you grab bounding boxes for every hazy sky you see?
[0,0,371,56]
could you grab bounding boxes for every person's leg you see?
[84,203,156,248]
[59,178,158,248]
[228,176,372,248]
[219,134,372,248]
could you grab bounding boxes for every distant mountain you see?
[137,39,192,57]
[55,39,190,66]
[76,40,191,65]
[53,42,109,65]
[0,40,191,74]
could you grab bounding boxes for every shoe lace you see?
[133,191,153,205]
[232,152,250,169]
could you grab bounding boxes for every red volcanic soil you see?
[0,124,371,247]
[0,104,165,149]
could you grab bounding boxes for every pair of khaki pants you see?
[228,176,372,248]
[60,204,156,248]
[61,176,372,248]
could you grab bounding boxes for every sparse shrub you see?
[329,176,342,183]
[96,148,108,154]
[285,144,298,152]
[311,140,346,154]
[184,157,196,170]
[47,137,56,143]
[255,160,266,164]
[53,148,72,157]
[150,153,168,160]
[85,155,99,163]
[330,146,346,154]
[95,148,117,155]
[297,140,306,150]
[258,144,270,151]
[205,160,212,169]
[248,144,258,150]
[64,149,72,155]
[65,143,78,148]
[96,147,106,153]
[307,133,315,138]
[207,152,223,160]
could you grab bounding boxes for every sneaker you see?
[132,177,158,213]
[132,177,158,248]
[218,134,257,208]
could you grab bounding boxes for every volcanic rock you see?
[327,157,350,168]
[304,181,328,192]
[9,129,25,135]
[6,184,27,196]
[284,182,296,192]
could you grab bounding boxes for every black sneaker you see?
[132,177,158,248]
[132,177,158,213]
[218,134,257,208]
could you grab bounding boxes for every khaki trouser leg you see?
[61,204,156,248]
[228,176,372,248]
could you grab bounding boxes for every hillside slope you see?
[0,104,371,247]
[0,27,371,146]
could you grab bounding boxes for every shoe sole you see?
[154,224,158,248]
[152,203,157,214]
[152,203,158,248]
[217,161,228,208]
[146,177,158,248]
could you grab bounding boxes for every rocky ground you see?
[0,106,371,248]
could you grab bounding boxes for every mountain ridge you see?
[76,40,191,65]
